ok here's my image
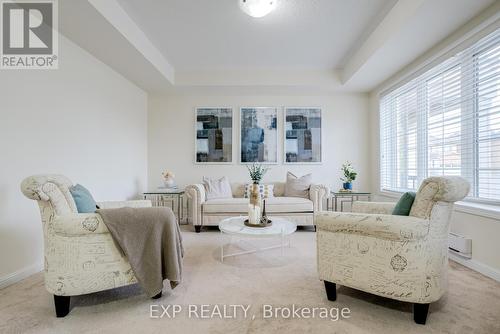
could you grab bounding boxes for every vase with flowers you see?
[161,170,176,189]
[340,161,357,191]
[246,163,269,225]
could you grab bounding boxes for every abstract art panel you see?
[284,108,322,163]
[240,107,278,163]
[196,108,233,163]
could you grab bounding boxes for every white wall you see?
[0,34,148,284]
[148,94,370,192]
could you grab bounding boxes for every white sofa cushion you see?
[284,172,312,198]
[203,176,233,200]
[203,197,313,213]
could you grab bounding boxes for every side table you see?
[143,189,186,224]
[327,191,371,212]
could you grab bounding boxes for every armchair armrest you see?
[54,213,109,236]
[316,212,429,241]
[185,184,206,226]
[310,184,330,212]
[352,201,396,214]
[97,200,152,209]
[185,184,206,203]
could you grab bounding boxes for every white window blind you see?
[380,28,500,202]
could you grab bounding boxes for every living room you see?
[1,0,499,333]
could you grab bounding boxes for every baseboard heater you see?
[448,232,472,259]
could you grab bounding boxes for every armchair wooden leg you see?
[324,281,337,301]
[194,225,202,233]
[413,303,429,325]
[54,295,71,318]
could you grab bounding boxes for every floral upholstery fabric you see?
[317,176,469,304]
[21,175,151,296]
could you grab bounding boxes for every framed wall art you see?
[195,107,233,163]
[284,107,322,164]
[240,107,278,164]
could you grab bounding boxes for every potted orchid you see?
[161,170,176,188]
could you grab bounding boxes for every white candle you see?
[248,204,261,225]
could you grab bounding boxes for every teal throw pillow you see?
[70,184,98,213]
[392,191,416,216]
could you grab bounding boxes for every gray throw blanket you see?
[96,207,183,297]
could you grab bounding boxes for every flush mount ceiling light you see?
[239,0,277,18]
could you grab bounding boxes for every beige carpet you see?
[1,226,499,334]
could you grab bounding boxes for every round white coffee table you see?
[218,216,297,262]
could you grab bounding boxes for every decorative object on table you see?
[284,107,322,163]
[284,171,312,198]
[243,218,272,228]
[340,161,357,190]
[202,176,233,200]
[247,163,269,183]
[246,163,269,225]
[195,107,233,163]
[260,199,270,224]
[240,107,278,163]
[161,170,176,188]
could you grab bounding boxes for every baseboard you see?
[0,262,43,290]
[449,252,500,282]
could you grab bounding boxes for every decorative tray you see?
[244,219,272,228]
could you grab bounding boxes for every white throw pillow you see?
[243,184,274,199]
[284,172,312,198]
[203,176,233,200]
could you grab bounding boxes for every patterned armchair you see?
[21,175,151,317]
[316,176,470,325]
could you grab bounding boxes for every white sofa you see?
[21,175,152,317]
[316,176,470,325]
[186,182,329,232]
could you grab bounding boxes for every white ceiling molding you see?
[340,0,427,85]
[175,69,342,89]
[88,0,175,84]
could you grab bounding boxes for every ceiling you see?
[116,0,392,71]
[59,0,499,94]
